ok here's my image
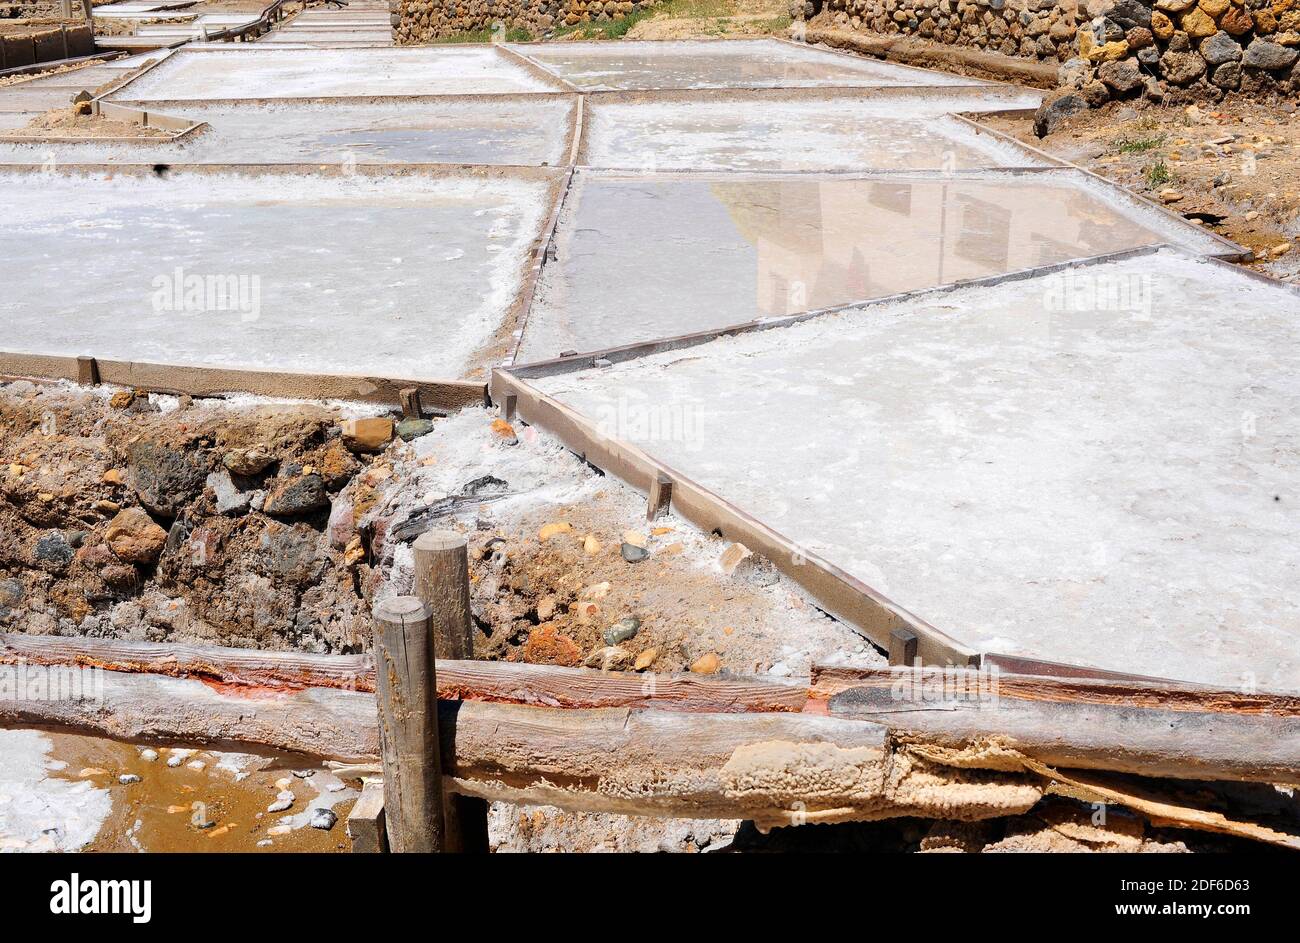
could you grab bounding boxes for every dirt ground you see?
[0,381,879,678]
[982,98,1300,283]
[545,0,791,40]
[626,0,791,40]
[375,410,883,678]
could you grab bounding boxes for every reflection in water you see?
[519,173,1180,362]
[514,40,961,91]
[712,177,1162,318]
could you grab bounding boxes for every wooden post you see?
[347,780,388,853]
[647,472,672,522]
[76,356,99,387]
[400,387,423,419]
[888,628,919,667]
[371,596,445,853]
[413,532,475,661]
[412,531,490,853]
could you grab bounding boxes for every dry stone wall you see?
[800,0,1300,99]
[392,0,652,42]
[0,2,67,18]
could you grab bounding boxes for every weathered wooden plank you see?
[0,666,382,761]
[1027,761,1300,852]
[0,633,375,691]
[815,666,1300,786]
[647,472,672,522]
[8,636,1298,787]
[0,664,1044,825]
[0,350,487,411]
[346,781,387,854]
[0,633,811,712]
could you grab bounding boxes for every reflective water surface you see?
[510,39,981,91]
[519,171,1217,361]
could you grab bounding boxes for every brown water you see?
[46,732,353,852]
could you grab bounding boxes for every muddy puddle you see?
[38,731,356,852]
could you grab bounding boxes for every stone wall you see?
[801,0,1300,99]
[0,2,67,19]
[392,0,652,42]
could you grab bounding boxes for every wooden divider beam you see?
[647,472,672,522]
[400,387,423,419]
[76,355,99,387]
[888,628,918,667]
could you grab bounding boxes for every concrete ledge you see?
[803,26,1060,89]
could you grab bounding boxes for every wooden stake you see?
[647,472,673,522]
[346,781,388,853]
[399,387,423,419]
[371,596,445,853]
[413,531,475,661]
[888,628,918,667]
[411,531,490,853]
[502,393,518,423]
[76,355,99,387]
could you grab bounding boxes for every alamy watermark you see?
[151,266,261,322]
[593,397,702,451]
[1043,270,1154,322]
[0,664,104,706]
[889,662,1001,709]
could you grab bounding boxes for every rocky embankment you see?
[804,0,1300,106]
[0,381,415,653]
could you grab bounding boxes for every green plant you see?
[1115,133,1165,154]
[429,26,532,43]
[430,28,494,43]
[1145,160,1172,189]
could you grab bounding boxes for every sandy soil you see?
[983,99,1300,284]
[6,105,173,137]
